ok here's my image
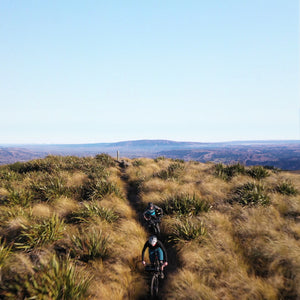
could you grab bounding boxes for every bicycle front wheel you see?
[151,274,159,297]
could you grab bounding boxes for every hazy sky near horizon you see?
[0,1,299,144]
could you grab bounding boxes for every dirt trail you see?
[119,164,179,300]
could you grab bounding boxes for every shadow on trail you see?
[119,164,180,300]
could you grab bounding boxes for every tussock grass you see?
[232,206,300,298]
[1,187,34,207]
[8,254,91,300]
[164,269,217,300]
[142,177,175,193]
[132,159,145,166]
[52,196,79,217]
[0,187,9,200]
[126,158,300,299]
[0,155,150,300]
[230,182,270,206]
[65,171,88,188]
[215,162,245,181]
[247,165,270,180]
[1,155,300,299]
[126,158,163,181]
[169,218,207,242]
[29,172,69,202]
[81,178,123,201]
[275,180,298,196]
[163,193,211,216]
[15,214,65,250]
[70,228,110,261]
[0,238,12,281]
[100,195,135,219]
[272,194,300,218]
[196,174,231,203]
[31,203,53,219]
[68,201,119,224]
[156,162,185,180]
[95,153,116,167]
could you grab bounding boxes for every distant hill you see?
[1,139,300,170]
[0,147,46,165]
[158,143,300,171]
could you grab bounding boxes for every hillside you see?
[1,139,300,170]
[0,147,46,165]
[0,154,300,299]
[159,143,300,170]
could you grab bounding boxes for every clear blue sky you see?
[0,1,299,144]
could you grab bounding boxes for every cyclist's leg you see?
[156,248,165,278]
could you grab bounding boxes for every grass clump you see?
[215,163,245,181]
[95,153,116,167]
[0,238,12,282]
[154,156,166,162]
[0,239,12,268]
[29,173,68,202]
[15,215,65,250]
[246,165,270,180]
[70,229,110,261]
[81,179,123,201]
[156,162,184,180]
[230,182,270,206]
[163,194,211,216]
[1,187,34,207]
[169,219,207,242]
[132,159,144,167]
[264,165,281,173]
[275,180,298,196]
[68,202,119,224]
[9,255,92,300]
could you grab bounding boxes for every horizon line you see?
[1,138,300,147]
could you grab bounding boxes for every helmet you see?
[148,202,154,209]
[149,235,157,246]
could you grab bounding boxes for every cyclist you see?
[143,202,163,223]
[142,235,168,278]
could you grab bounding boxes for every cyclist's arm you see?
[157,240,168,262]
[143,210,150,220]
[141,241,148,261]
[154,205,163,215]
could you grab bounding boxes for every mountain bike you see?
[147,218,161,235]
[146,211,163,236]
[145,255,162,298]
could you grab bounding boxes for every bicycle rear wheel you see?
[151,274,159,297]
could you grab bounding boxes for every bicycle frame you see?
[145,255,161,298]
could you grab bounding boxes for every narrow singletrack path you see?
[119,163,180,300]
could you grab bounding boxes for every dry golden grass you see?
[100,195,135,219]
[107,167,127,190]
[1,156,300,299]
[196,175,231,203]
[65,171,88,187]
[31,203,53,219]
[3,216,31,239]
[0,187,9,198]
[126,158,165,181]
[4,252,35,276]
[272,193,300,216]
[112,219,147,259]
[164,269,217,300]
[125,159,300,299]
[280,171,300,190]
[232,206,300,298]
[52,196,79,217]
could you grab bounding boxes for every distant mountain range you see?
[1,139,300,170]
